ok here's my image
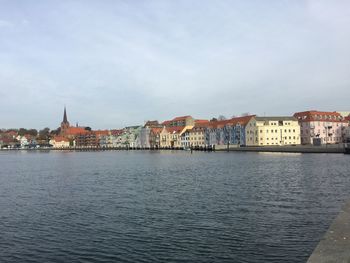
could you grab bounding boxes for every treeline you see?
[1,127,61,138]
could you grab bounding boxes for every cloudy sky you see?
[0,0,349,129]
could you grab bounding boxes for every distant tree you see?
[50,128,61,136]
[218,115,227,121]
[28,129,38,137]
[17,128,37,136]
[18,128,27,136]
[85,127,92,131]
[210,118,218,122]
[38,128,50,140]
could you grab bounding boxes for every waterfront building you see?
[75,132,98,147]
[188,126,206,147]
[94,130,110,147]
[205,116,255,147]
[245,116,301,146]
[343,116,350,142]
[160,126,190,148]
[149,127,162,148]
[113,126,142,148]
[294,110,348,145]
[50,136,70,148]
[137,121,162,148]
[16,135,30,148]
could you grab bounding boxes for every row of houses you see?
[48,110,350,149]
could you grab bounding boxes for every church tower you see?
[61,106,70,134]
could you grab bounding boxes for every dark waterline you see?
[0,151,349,263]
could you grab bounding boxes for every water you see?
[0,151,349,262]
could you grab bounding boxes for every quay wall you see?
[0,145,347,153]
[215,144,346,153]
[307,200,350,263]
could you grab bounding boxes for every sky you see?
[0,0,350,129]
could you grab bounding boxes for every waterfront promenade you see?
[307,200,350,263]
[216,144,347,154]
[1,144,348,153]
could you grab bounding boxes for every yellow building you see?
[160,126,191,148]
[50,136,70,148]
[245,117,301,146]
[188,126,206,147]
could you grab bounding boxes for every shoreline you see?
[0,144,348,154]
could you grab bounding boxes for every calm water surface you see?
[0,151,349,262]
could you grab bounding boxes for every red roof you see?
[208,115,255,129]
[151,127,162,134]
[195,119,209,125]
[65,127,88,135]
[161,120,171,126]
[294,110,346,123]
[6,131,17,136]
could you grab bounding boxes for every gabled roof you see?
[207,115,255,129]
[161,120,171,126]
[65,127,88,135]
[294,110,346,123]
[150,127,162,134]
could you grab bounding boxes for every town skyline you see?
[1,0,350,128]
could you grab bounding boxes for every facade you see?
[205,116,255,146]
[137,121,162,148]
[95,130,110,147]
[113,126,142,147]
[75,132,98,147]
[188,126,206,147]
[149,127,162,148]
[160,126,189,148]
[50,136,70,148]
[294,111,348,145]
[245,116,301,146]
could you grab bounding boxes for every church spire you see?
[63,106,68,124]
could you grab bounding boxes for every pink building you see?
[294,111,349,145]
